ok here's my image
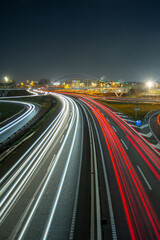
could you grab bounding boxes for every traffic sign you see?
[136,120,142,126]
[134,108,140,119]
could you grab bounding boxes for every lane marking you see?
[91,126,102,240]
[47,154,56,172]
[112,126,117,132]
[60,134,64,143]
[69,106,84,240]
[106,117,110,122]
[78,102,102,240]
[80,102,117,240]
[137,165,152,190]
[90,130,95,240]
[121,139,128,150]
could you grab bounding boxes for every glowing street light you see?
[4,76,8,82]
[147,81,153,88]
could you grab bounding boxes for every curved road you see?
[0,100,40,144]
[1,93,160,240]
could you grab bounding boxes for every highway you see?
[0,100,39,144]
[76,96,160,239]
[1,93,160,240]
[1,94,86,240]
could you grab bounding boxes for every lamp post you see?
[146,80,153,92]
[4,76,8,82]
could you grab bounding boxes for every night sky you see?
[1,0,160,83]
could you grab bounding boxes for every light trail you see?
[0,94,72,223]
[1,93,83,240]
[80,97,160,240]
[82,97,160,179]
[78,100,117,239]
[42,97,80,240]
[157,114,160,126]
[0,100,35,134]
[1,108,63,185]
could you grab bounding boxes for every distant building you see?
[71,79,80,88]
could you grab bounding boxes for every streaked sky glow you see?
[1,0,160,82]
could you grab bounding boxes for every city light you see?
[147,81,153,88]
[4,76,8,82]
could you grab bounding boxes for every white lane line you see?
[137,165,152,190]
[81,103,102,240]
[121,139,128,150]
[115,112,122,115]
[106,117,110,122]
[91,126,102,240]
[112,126,117,132]
[81,102,117,240]
[47,154,56,172]
[69,108,84,240]
[60,134,64,143]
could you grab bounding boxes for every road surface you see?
[1,93,160,240]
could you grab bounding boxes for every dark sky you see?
[1,0,160,82]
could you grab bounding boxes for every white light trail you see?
[0,100,35,134]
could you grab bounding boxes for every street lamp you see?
[146,80,154,93]
[147,81,153,88]
[4,76,8,82]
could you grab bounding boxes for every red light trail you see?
[82,97,160,179]
[80,97,160,240]
[158,114,160,126]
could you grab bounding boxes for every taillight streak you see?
[82,97,160,179]
[80,98,160,240]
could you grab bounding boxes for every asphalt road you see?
[76,96,160,240]
[1,93,160,240]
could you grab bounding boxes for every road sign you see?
[136,120,142,126]
[134,108,140,119]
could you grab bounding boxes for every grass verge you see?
[99,100,160,120]
[0,102,24,122]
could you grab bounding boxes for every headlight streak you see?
[1,108,63,185]
[42,98,79,240]
[1,97,66,191]
[0,100,35,134]
[17,96,79,240]
[1,94,71,223]
[80,98,160,240]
